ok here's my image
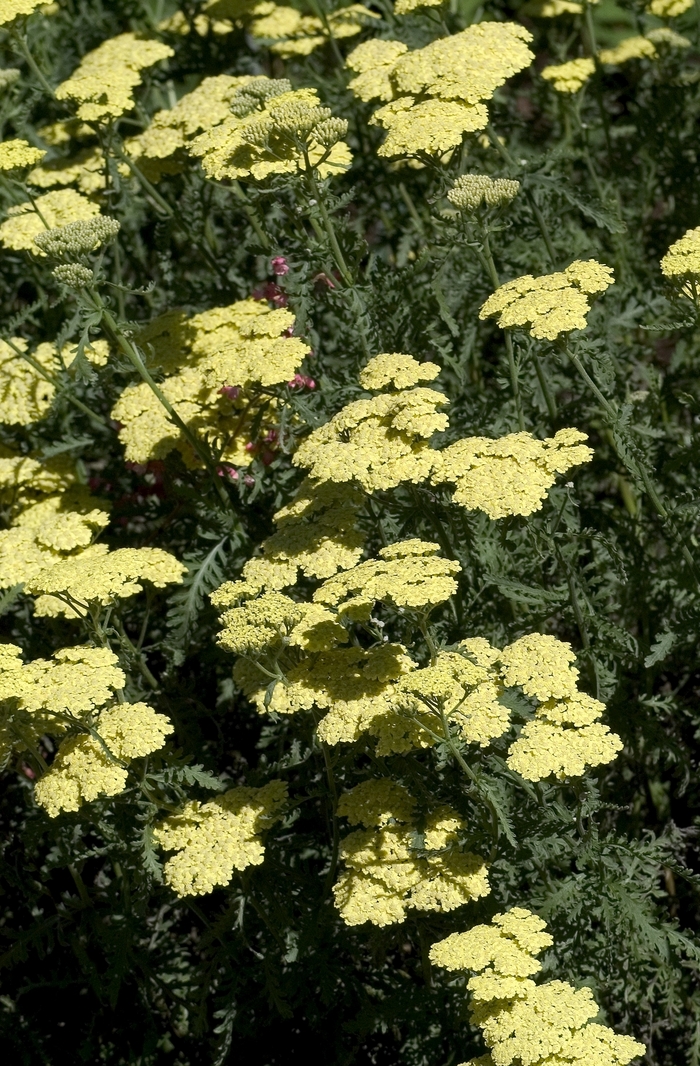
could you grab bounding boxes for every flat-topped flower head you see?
[647,0,692,13]
[661,227,700,286]
[599,36,657,65]
[337,779,416,827]
[55,33,174,122]
[0,0,43,25]
[0,139,45,171]
[479,260,614,339]
[154,781,287,896]
[334,801,489,926]
[0,189,100,254]
[359,352,440,391]
[249,3,378,58]
[394,0,445,11]
[432,911,645,1066]
[433,429,593,518]
[541,57,595,93]
[522,0,583,14]
[346,39,409,102]
[0,338,56,425]
[372,97,489,157]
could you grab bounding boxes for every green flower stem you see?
[86,290,236,514]
[565,345,700,583]
[532,348,558,420]
[303,153,352,285]
[113,613,159,691]
[108,140,231,284]
[2,335,110,430]
[398,182,426,237]
[480,229,525,431]
[10,30,55,98]
[306,0,344,67]
[486,125,559,269]
[320,741,340,898]
[229,180,271,252]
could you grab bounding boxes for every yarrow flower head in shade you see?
[0,189,100,254]
[521,0,583,14]
[599,36,658,65]
[55,33,174,122]
[479,260,614,339]
[661,228,700,298]
[154,781,287,896]
[0,0,43,25]
[541,57,595,94]
[647,0,692,13]
[346,23,533,157]
[190,78,351,182]
[394,0,445,11]
[448,174,520,212]
[35,702,173,817]
[432,429,593,519]
[333,781,489,926]
[0,338,56,426]
[430,910,646,1066]
[0,138,45,171]
[249,3,379,58]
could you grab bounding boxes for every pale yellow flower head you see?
[0,139,45,171]
[661,227,700,279]
[647,0,692,14]
[599,36,657,65]
[521,0,583,15]
[154,781,287,896]
[249,3,378,58]
[0,0,43,25]
[432,429,593,519]
[0,189,100,254]
[55,33,174,122]
[337,778,416,827]
[479,260,614,340]
[541,57,595,93]
[431,910,645,1066]
[394,0,445,13]
[0,338,56,425]
[346,39,409,103]
[448,174,520,212]
[334,802,489,926]
[359,352,440,391]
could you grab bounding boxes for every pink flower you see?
[271,256,289,276]
[217,464,239,480]
[219,385,241,401]
[287,374,316,391]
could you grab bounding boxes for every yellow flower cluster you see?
[661,227,700,281]
[294,353,448,491]
[125,74,252,182]
[112,299,308,467]
[154,780,287,896]
[249,3,378,58]
[0,188,100,253]
[333,779,489,926]
[0,643,124,766]
[315,539,460,619]
[0,448,110,590]
[431,429,593,519]
[647,0,692,13]
[430,909,646,1066]
[346,23,534,157]
[394,0,445,13]
[522,0,583,15]
[0,138,45,171]
[599,36,657,66]
[28,145,127,195]
[0,338,56,425]
[25,545,186,618]
[0,0,42,25]
[502,633,622,780]
[55,33,174,122]
[35,701,173,817]
[541,58,595,94]
[190,78,351,182]
[479,260,615,340]
[220,478,366,599]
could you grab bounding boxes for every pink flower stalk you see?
[287,374,316,391]
[219,385,241,401]
[271,256,289,276]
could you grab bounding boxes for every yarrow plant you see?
[0,1,699,1063]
